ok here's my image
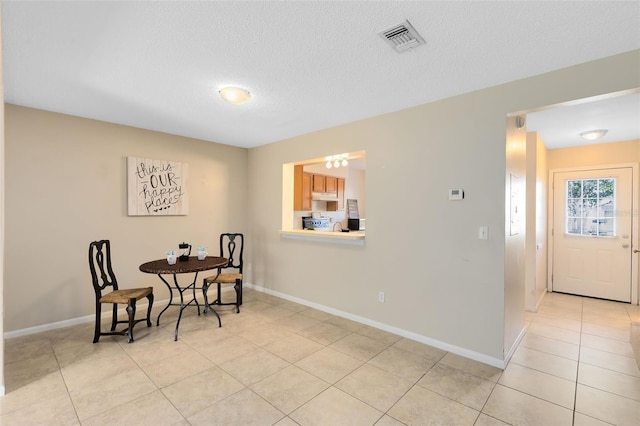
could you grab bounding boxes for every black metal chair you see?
[89,240,154,343]
[202,233,244,315]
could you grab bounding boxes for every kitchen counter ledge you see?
[280,229,365,246]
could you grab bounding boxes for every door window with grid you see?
[565,178,615,236]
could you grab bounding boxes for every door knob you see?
[634,249,640,254]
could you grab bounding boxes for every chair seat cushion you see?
[204,273,243,284]
[100,287,153,304]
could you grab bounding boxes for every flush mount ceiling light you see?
[325,154,349,169]
[218,86,251,105]
[579,129,608,140]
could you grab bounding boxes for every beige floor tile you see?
[187,387,285,425]
[219,347,289,385]
[276,299,309,313]
[519,332,580,360]
[482,384,573,425]
[536,305,583,321]
[55,339,128,368]
[161,366,245,418]
[49,322,103,353]
[580,346,640,377]
[391,338,447,363]
[388,385,479,426]
[69,368,157,421]
[627,305,640,322]
[374,415,406,426]
[272,312,321,332]
[298,308,335,321]
[237,323,293,347]
[4,351,61,392]
[473,413,510,426]
[141,346,215,388]
[290,386,383,426]
[263,333,324,363]
[573,412,615,426]
[329,332,390,361]
[82,390,184,426]
[123,337,204,365]
[274,416,303,426]
[578,363,640,401]
[299,322,351,345]
[195,334,258,364]
[438,353,502,382]
[579,333,635,358]
[61,349,141,391]
[215,312,268,334]
[0,371,69,416]
[255,305,302,322]
[582,313,632,329]
[582,322,631,342]
[0,392,79,426]
[527,322,581,345]
[324,316,366,332]
[510,346,578,381]
[4,334,54,364]
[575,383,640,426]
[368,345,437,382]
[498,363,576,409]
[336,364,413,412]
[295,347,363,384]
[251,365,329,414]
[356,325,403,346]
[417,363,496,411]
[533,313,583,332]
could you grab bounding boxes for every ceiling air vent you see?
[378,20,425,53]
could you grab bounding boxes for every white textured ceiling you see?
[3,1,640,149]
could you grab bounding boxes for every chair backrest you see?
[219,233,244,273]
[89,240,119,298]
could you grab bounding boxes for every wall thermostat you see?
[449,188,464,200]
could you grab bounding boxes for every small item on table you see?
[197,246,207,260]
[166,250,177,265]
[179,242,191,261]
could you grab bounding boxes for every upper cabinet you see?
[313,175,325,192]
[294,165,312,211]
[294,166,345,211]
[325,176,337,193]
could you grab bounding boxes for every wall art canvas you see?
[127,156,189,216]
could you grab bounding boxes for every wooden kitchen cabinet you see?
[294,165,312,211]
[313,174,325,192]
[327,178,345,211]
[325,176,337,194]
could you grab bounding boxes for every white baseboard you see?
[5,284,506,369]
[4,285,243,340]
[247,283,506,369]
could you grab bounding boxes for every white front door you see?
[552,167,633,302]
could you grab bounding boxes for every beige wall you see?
[4,105,248,332]
[548,139,640,170]
[247,50,640,366]
[3,50,639,368]
[525,132,548,312]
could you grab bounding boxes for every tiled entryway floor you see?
[2,289,639,425]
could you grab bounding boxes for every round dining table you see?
[139,256,228,341]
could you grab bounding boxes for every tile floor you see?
[1,289,639,425]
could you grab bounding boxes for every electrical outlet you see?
[378,291,385,303]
